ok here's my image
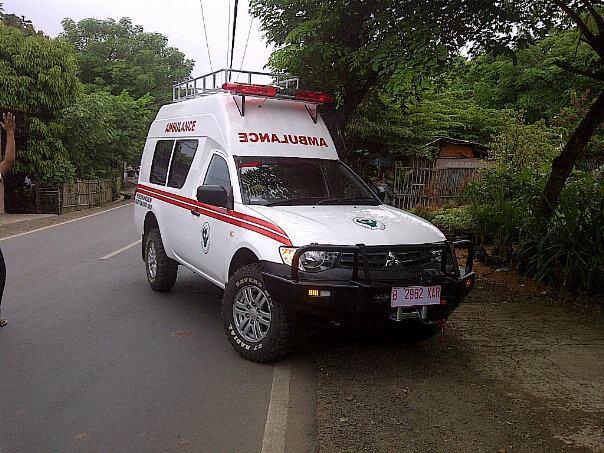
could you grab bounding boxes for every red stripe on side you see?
[137,183,288,237]
[136,186,292,246]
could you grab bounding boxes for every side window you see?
[149,140,174,185]
[167,140,199,189]
[203,155,232,191]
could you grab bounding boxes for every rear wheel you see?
[222,263,292,362]
[145,228,178,292]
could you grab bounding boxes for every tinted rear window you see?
[149,140,174,185]
[167,140,198,188]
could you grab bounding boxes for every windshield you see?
[235,157,379,206]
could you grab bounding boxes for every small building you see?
[425,137,489,169]
[392,137,489,209]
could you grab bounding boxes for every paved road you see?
[0,203,315,453]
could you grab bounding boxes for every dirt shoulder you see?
[313,263,604,452]
[0,199,133,240]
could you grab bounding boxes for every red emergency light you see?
[294,90,334,104]
[222,82,277,97]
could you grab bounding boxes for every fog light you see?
[464,277,474,288]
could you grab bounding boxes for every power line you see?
[226,0,232,70]
[237,17,254,75]
[229,0,240,76]
[199,0,213,72]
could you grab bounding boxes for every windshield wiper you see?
[315,197,378,205]
[265,197,319,207]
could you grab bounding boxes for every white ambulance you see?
[134,69,475,362]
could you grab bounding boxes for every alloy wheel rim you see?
[233,285,272,343]
[147,242,158,280]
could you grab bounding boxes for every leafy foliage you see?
[463,167,603,292]
[459,119,602,293]
[61,17,193,107]
[410,205,474,237]
[0,1,42,37]
[59,91,154,179]
[468,27,603,124]
[488,117,563,171]
[347,72,513,155]
[0,22,79,183]
[0,23,79,116]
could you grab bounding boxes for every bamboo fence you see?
[35,178,121,214]
[392,162,481,209]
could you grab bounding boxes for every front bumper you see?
[261,240,475,322]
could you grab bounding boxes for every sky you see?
[5,0,275,77]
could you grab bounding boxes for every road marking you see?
[99,239,141,260]
[0,203,132,242]
[261,362,291,453]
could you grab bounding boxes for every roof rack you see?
[172,69,299,102]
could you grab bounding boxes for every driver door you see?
[188,152,232,284]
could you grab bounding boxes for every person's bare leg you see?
[0,247,6,326]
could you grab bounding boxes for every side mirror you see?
[371,185,386,202]
[197,185,233,210]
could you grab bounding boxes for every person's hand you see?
[0,112,16,135]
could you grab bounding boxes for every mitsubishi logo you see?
[384,252,401,268]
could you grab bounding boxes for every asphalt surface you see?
[0,203,315,453]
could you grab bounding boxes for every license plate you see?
[391,285,441,307]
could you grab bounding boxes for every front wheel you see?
[145,228,178,292]
[222,264,293,362]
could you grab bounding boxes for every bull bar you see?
[261,239,476,320]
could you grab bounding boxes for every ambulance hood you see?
[248,204,445,247]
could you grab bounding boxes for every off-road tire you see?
[222,263,293,362]
[145,227,178,292]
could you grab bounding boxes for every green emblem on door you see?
[201,222,210,254]
[353,217,385,230]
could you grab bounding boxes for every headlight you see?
[279,247,340,273]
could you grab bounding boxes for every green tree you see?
[59,91,154,179]
[469,27,602,124]
[0,22,79,184]
[61,17,194,107]
[347,70,513,156]
[0,1,42,37]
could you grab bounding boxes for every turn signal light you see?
[222,82,278,97]
[308,289,331,298]
[294,89,334,104]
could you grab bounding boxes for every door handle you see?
[190,209,200,217]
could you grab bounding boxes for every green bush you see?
[518,171,603,291]
[464,167,603,292]
[428,206,474,237]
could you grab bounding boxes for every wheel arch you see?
[228,247,260,278]
[142,212,160,260]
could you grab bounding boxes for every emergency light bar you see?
[221,81,334,122]
[222,82,278,97]
[293,90,334,104]
[222,82,334,105]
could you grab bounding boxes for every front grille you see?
[339,249,437,270]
